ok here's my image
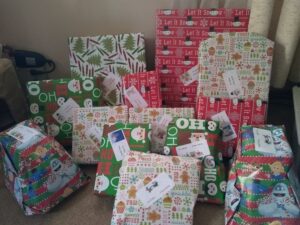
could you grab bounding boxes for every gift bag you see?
[27,77,103,146]
[94,123,150,196]
[72,106,128,164]
[156,9,250,107]
[0,120,89,215]
[111,151,200,225]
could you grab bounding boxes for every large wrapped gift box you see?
[164,118,226,204]
[123,71,162,108]
[94,123,150,196]
[0,120,89,215]
[68,33,146,105]
[72,106,128,164]
[111,151,200,225]
[27,77,103,146]
[156,9,250,107]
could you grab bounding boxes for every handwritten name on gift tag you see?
[7,125,42,143]
[137,173,175,208]
[211,111,237,142]
[124,86,148,108]
[108,129,130,161]
[53,98,79,124]
[223,70,243,99]
[253,128,276,154]
[175,140,210,158]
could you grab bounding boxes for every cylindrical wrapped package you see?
[271,0,300,88]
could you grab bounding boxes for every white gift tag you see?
[137,173,175,208]
[103,73,121,92]
[53,98,79,124]
[253,128,276,154]
[108,129,130,161]
[176,140,210,158]
[158,114,173,127]
[124,86,148,108]
[7,125,42,143]
[86,126,103,147]
[180,65,199,86]
[211,111,237,142]
[223,70,243,99]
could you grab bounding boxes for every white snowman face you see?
[272,183,289,201]
[57,97,65,106]
[183,60,191,66]
[256,99,262,107]
[84,99,93,108]
[131,127,145,142]
[186,21,193,26]
[33,116,44,124]
[163,30,171,36]
[30,103,39,114]
[68,79,81,93]
[204,155,215,168]
[94,175,109,192]
[162,50,169,55]
[163,9,172,15]
[47,124,60,136]
[163,146,170,155]
[209,97,215,104]
[185,41,192,46]
[28,83,40,96]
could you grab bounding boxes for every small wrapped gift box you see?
[123,71,162,108]
[27,77,104,146]
[0,120,89,215]
[94,123,150,196]
[72,106,128,164]
[111,151,200,225]
[164,118,227,204]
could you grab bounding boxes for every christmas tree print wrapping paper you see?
[94,123,150,196]
[156,8,250,107]
[164,118,226,204]
[72,106,128,164]
[0,120,89,215]
[111,151,200,225]
[68,33,146,105]
[123,71,162,108]
[196,32,274,157]
[27,77,103,146]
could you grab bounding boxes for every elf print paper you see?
[164,118,226,204]
[68,33,146,105]
[156,8,250,107]
[72,106,128,164]
[94,123,150,196]
[0,120,89,215]
[123,71,162,108]
[111,151,200,225]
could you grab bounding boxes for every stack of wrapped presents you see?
[0,7,299,225]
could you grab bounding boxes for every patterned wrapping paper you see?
[94,123,150,196]
[111,151,200,225]
[0,120,89,215]
[164,118,226,204]
[72,106,128,164]
[156,8,250,107]
[68,33,146,105]
[27,77,103,146]
[128,107,195,124]
[123,71,162,108]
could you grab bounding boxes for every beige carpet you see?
[0,165,224,225]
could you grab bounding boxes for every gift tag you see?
[223,70,243,99]
[137,173,175,208]
[124,86,148,108]
[7,125,42,143]
[108,129,130,161]
[211,111,237,142]
[86,126,103,147]
[176,140,210,158]
[53,98,79,124]
[158,114,173,127]
[253,128,276,154]
[180,65,199,86]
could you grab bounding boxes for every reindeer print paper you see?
[156,9,250,107]
[68,33,146,105]
[111,151,200,225]
[72,106,128,164]
[27,77,103,146]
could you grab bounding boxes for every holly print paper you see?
[128,107,195,124]
[0,120,89,215]
[94,123,150,196]
[164,118,226,204]
[68,33,146,105]
[72,106,128,164]
[27,77,103,146]
[123,71,162,108]
[156,8,250,107]
[111,151,200,225]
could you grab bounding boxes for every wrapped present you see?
[72,106,128,164]
[68,33,146,105]
[111,151,200,225]
[27,77,103,146]
[94,123,150,196]
[123,71,162,108]
[164,118,226,204]
[128,107,195,123]
[0,120,89,215]
[156,9,250,107]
